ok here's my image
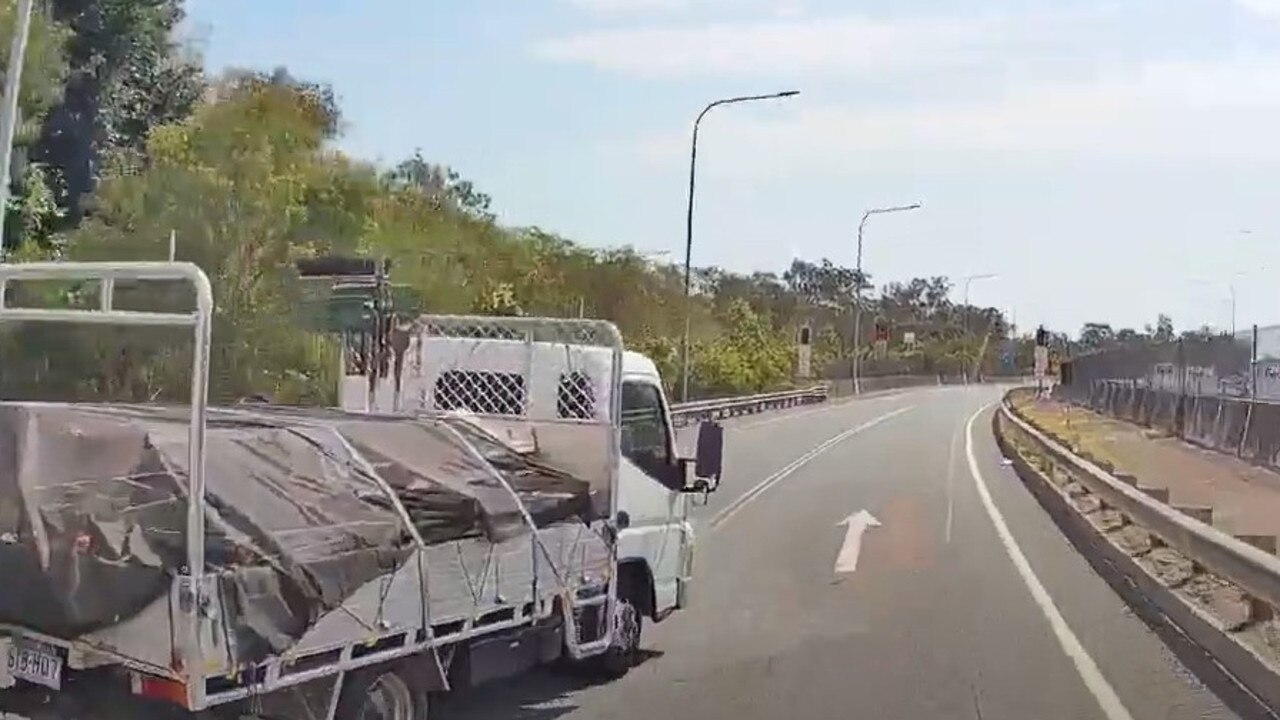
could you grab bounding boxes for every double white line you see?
[709,405,915,530]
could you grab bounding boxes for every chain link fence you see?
[1059,325,1280,467]
[1060,326,1280,404]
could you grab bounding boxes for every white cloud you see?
[535,9,1114,79]
[553,6,1280,175]
[537,14,1012,77]
[1235,0,1280,21]
[622,56,1280,172]
[563,0,690,12]
[562,0,801,15]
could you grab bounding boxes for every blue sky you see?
[185,0,1280,337]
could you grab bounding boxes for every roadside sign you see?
[796,323,813,378]
[1034,346,1049,379]
[797,344,812,378]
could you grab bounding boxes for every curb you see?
[993,406,1280,718]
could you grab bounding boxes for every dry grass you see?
[1009,391,1129,473]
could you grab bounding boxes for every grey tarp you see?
[0,402,595,656]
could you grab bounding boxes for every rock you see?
[1112,525,1154,556]
[1091,509,1126,532]
[1143,547,1194,587]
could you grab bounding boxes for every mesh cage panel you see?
[411,315,624,424]
[434,369,527,415]
[557,371,595,420]
[419,315,623,348]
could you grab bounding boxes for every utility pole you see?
[0,0,36,258]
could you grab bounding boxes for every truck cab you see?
[337,324,717,632]
[616,351,696,619]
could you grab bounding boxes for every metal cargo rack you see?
[0,262,627,715]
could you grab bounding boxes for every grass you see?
[1008,390,1130,475]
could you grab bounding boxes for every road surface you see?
[440,385,1258,720]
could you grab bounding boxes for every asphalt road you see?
[441,385,1255,720]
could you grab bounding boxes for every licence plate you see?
[4,639,62,690]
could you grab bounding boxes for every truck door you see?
[617,379,688,616]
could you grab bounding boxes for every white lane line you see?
[944,417,963,544]
[964,403,1135,720]
[710,405,915,531]
[732,391,908,430]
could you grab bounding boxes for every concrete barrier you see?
[1073,381,1280,472]
[1242,401,1280,468]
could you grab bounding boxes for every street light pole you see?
[1223,281,1233,338]
[958,273,997,385]
[1186,275,1242,337]
[850,203,921,395]
[0,0,36,259]
[961,273,998,335]
[680,90,800,402]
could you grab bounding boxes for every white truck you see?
[0,262,723,720]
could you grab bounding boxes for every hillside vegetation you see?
[0,3,1020,403]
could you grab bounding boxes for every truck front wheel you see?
[593,582,643,678]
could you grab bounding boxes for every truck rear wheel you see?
[334,664,430,720]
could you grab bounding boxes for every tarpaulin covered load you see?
[0,402,597,653]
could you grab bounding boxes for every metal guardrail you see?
[670,386,829,426]
[1000,398,1280,614]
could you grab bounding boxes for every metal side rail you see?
[670,386,829,426]
[999,396,1280,714]
[1000,399,1280,618]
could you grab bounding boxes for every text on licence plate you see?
[4,640,62,690]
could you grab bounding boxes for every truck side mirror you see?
[692,421,724,491]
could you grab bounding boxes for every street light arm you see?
[696,91,802,126]
[865,203,923,218]
[856,203,921,287]
[686,91,800,292]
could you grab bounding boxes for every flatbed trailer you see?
[0,262,634,720]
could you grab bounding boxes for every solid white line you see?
[709,405,914,530]
[964,403,1135,720]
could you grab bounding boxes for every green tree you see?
[38,76,362,403]
[32,0,202,224]
[1,1,70,250]
[386,149,494,222]
[1079,322,1116,349]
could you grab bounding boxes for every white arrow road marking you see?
[834,510,882,574]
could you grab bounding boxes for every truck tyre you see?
[596,592,643,678]
[586,572,644,679]
[333,663,430,720]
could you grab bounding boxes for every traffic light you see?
[874,321,890,343]
[1036,326,1049,348]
